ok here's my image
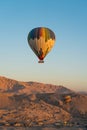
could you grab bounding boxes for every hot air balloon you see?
[63,95,72,104]
[27,27,56,63]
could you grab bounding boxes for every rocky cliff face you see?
[0,76,87,127]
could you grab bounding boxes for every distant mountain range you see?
[0,76,87,127]
[79,91,87,95]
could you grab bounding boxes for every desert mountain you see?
[0,76,87,127]
[0,76,72,94]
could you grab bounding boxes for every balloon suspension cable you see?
[38,60,44,63]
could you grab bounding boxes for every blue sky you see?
[0,0,87,91]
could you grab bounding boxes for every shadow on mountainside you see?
[4,83,25,93]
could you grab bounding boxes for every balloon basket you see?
[38,60,44,63]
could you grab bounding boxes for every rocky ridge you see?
[0,76,87,128]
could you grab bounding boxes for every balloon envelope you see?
[27,27,55,63]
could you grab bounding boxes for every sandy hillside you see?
[0,76,87,129]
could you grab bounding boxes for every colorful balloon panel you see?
[27,27,55,62]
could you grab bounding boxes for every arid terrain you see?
[0,76,87,130]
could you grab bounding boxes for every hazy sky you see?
[0,0,87,91]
